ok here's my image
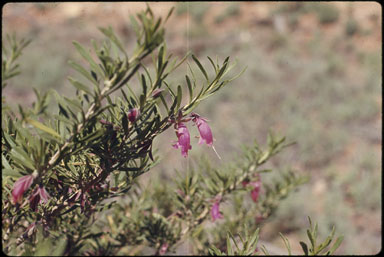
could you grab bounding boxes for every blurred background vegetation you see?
[2,2,381,254]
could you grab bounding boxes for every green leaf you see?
[2,154,12,170]
[315,226,336,254]
[300,241,309,255]
[2,168,21,178]
[25,118,61,139]
[279,232,292,255]
[259,244,270,255]
[207,56,218,73]
[68,60,98,85]
[164,7,175,23]
[157,45,164,71]
[129,14,141,39]
[139,94,146,110]
[307,228,315,250]
[99,26,127,58]
[10,147,35,171]
[176,85,182,111]
[327,236,344,255]
[122,112,129,135]
[72,41,104,76]
[141,74,147,96]
[68,77,93,96]
[3,132,16,148]
[192,54,209,81]
[226,233,233,255]
[185,75,193,102]
[163,81,175,98]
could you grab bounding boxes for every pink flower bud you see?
[128,108,140,123]
[211,197,223,222]
[12,175,34,204]
[250,181,261,203]
[172,122,192,158]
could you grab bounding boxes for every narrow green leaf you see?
[10,148,35,171]
[72,41,104,76]
[139,94,146,110]
[216,57,230,79]
[3,132,16,148]
[68,77,93,96]
[129,14,141,38]
[316,226,336,254]
[99,26,127,57]
[279,233,292,255]
[122,112,129,136]
[300,241,309,255]
[229,231,240,251]
[226,234,233,255]
[159,94,169,113]
[25,118,61,139]
[163,81,175,98]
[185,75,193,102]
[328,236,344,255]
[2,154,12,170]
[176,85,182,110]
[68,60,98,85]
[207,56,218,73]
[260,244,270,255]
[192,54,208,81]
[141,74,147,96]
[164,6,175,23]
[153,17,162,35]
[2,168,22,178]
[157,45,164,71]
[307,228,315,250]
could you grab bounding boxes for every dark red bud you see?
[128,108,140,123]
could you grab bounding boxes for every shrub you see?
[2,5,342,255]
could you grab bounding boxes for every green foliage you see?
[208,217,343,256]
[2,33,31,89]
[208,227,260,256]
[297,217,344,255]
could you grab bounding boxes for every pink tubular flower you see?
[250,181,261,203]
[128,108,140,123]
[172,122,192,158]
[12,175,34,204]
[191,113,213,146]
[211,197,223,222]
[29,186,50,211]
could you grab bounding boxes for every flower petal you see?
[173,122,192,157]
[211,199,223,221]
[12,175,34,204]
[192,114,213,146]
